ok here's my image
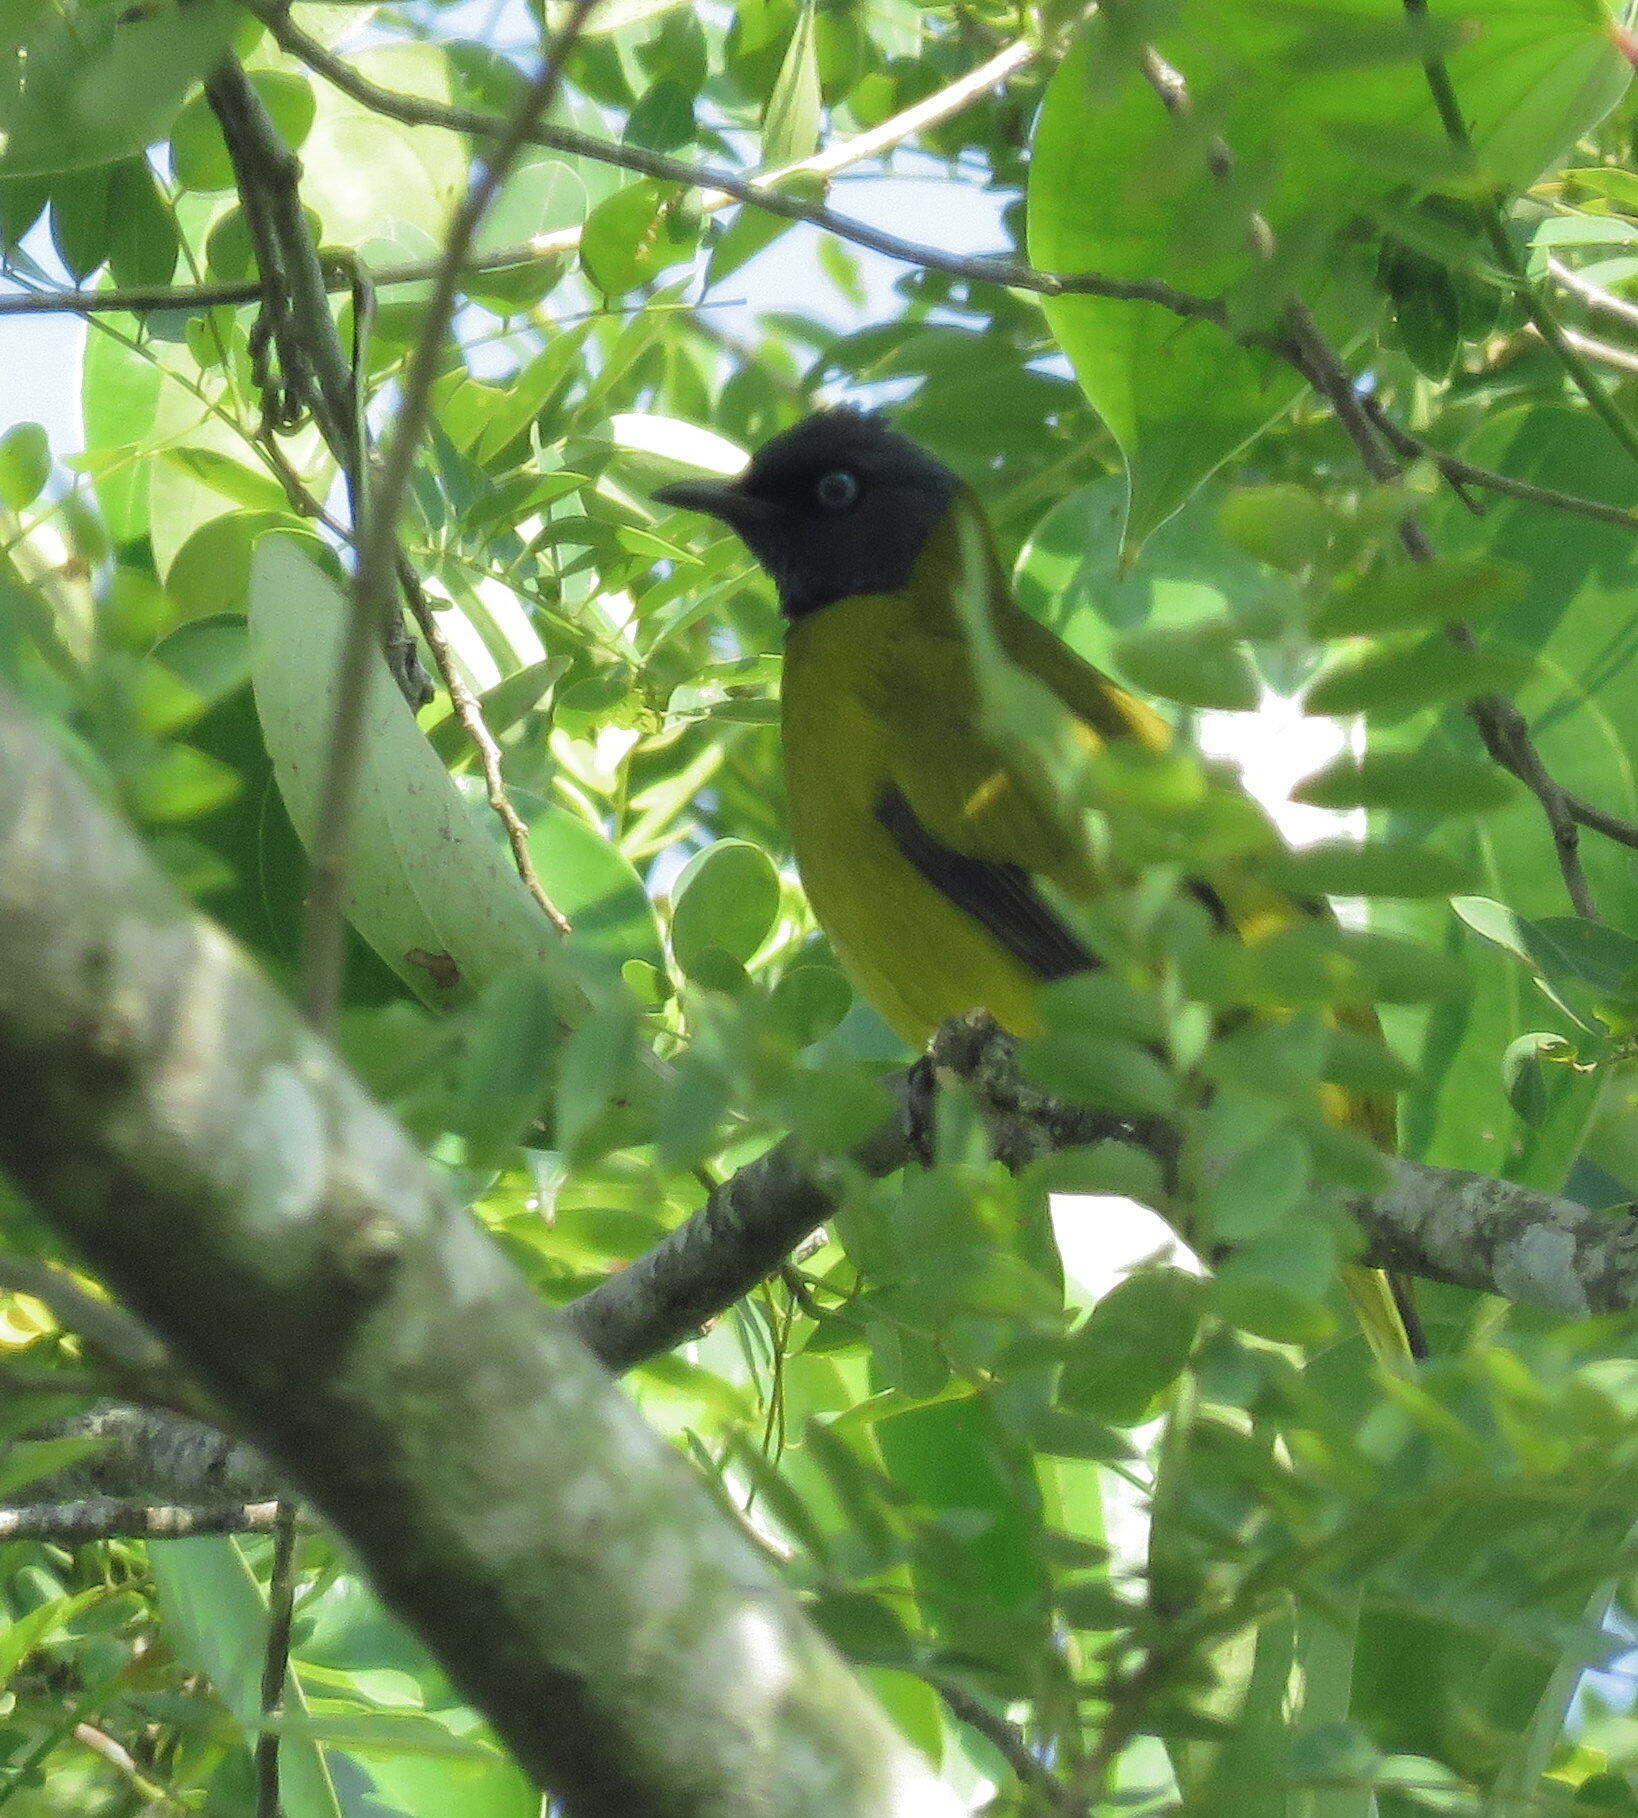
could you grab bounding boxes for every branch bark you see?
[0,676,953,1818]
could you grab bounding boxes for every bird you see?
[656,406,1420,1371]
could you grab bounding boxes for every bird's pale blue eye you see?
[815,469,860,511]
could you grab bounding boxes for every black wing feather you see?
[875,785,1097,982]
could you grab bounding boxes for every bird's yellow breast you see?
[781,591,1047,1044]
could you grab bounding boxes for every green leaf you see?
[1218,482,1337,571]
[0,1587,107,1690]
[1263,838,1479,900]
[452,966,560,1166]
[762,0,823,167]
[1202,1127,1310,1242]
[106,155,178,287]
[580,179,699,297]
[1304,637,1533,720]
[80,304,163,545]
[1455,897,1638,1013]
[555,996,641,1163]
[1060,1267,1203,1424]
[168,90,236,191]
[1020,1032,1178,1118]
[0,419,49,508]
[769,962,852,1048]
[247,534,568,1006]
[528,803,664,973]
[1209,1225,1337,1344]
[1113,617,1261,711]
[150,1539,344,1818]
[579,0,690,30]
[1310,558,1526,638]
[48,162,110,278]
[296,42,466,270]
[1026,0,1628,551]
[670,839,782,978]
[1383,247,1462,380]
[426,658,566,765]
[127,742,242,824]
[0,0,242,176]
[1294,746,1521,813]
[159,447,291,515]
[1014,475,1302,682]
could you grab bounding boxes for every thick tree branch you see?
[0,677,952,1818]
[27,1404,280,1502]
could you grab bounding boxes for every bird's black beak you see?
[653,476,772,533]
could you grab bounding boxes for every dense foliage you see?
[7,0,1638,1812]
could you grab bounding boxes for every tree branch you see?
[0,674,952,1818]
[252,0,1042,203]
[1364,1159,1638,1313]
[1357,386,1638,534]
[25,1404,280,1502]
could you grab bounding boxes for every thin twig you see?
[251,0,1042,205]
[1358,389,1638,531]
[253,1502,300,1818]
[205,58,431,711]
[1286,304,1602,919]
[926,1674,1081,1811]
[1547,321,1638,377]
[397,561,572,933]
[1548,255,1638,334]
[299,0,603,1027]
[1402,0,1638,467]
[0,23,1225,331]
[0,1496,286,1543]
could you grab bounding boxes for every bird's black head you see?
[655,407,960,618]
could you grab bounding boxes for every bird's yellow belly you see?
[782,666,1042,1047]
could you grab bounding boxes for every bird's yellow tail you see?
[1343,1264,1419,1377]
